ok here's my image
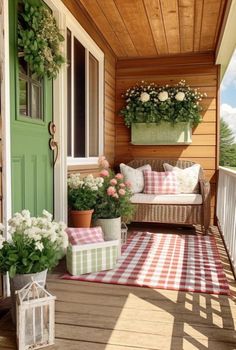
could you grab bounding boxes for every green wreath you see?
[18,0,65,79]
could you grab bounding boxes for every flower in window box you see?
[175,91,185,101]
[120,80,207,127]
[139,92,150,103]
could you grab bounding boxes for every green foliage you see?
[120,80,206,128]
[220,119,236,166]
[18,0,64,79]
[68,174,104,211]
[0,210,68,277]
[0,233,60,277]
[93,170,134,222]
[68,186,99,211]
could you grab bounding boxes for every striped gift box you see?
[66,240,119,276]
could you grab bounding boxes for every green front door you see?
[9,0,54,216]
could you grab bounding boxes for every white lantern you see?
[16,280,56,350]
[121,222,128,244]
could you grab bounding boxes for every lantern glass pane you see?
[25,308,34,346]
[24,305,50,347]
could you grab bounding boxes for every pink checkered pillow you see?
[143,170,180,194]
[66,227,104,245]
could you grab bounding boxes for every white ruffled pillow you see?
[120,163,151,193]
[163,163,201,193]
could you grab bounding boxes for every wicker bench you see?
[127,159,211,232]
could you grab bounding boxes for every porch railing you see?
[217,166,236,275]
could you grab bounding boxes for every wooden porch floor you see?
[0,225,236,350]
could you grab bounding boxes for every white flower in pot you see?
[139,92,150,103]
[175,91,185,101]
[158,91,168,101]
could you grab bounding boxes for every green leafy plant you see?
[0,210,68,277]
[68,173,104,211]
[93,157,134,222]
[220,119,236,166]
[18,0,64,79]
[120,80,207,127]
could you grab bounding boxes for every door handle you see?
[48,121,56,136]
[49,138,58,166]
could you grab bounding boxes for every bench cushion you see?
[131,193,203,205]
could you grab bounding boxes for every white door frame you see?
[44,0,68,223]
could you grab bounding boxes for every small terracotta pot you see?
[70,209,94,228]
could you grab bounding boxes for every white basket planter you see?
[66,240,119,276]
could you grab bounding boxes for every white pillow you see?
[120,163,151,193]
[163,163,201,193]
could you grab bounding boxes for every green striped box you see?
[66,240,119,276]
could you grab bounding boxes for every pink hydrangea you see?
[118,189,126,196]
[100,169,109,177]
[98,155,109,169]
[115,173,124,180]
[119,183,125,188]
[110,178,117,186]
[125,181,132,188]
[112,193,119,199]
[107,186,116,196]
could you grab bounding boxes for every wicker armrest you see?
[199,179,211,232]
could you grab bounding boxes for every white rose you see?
[158,91,168,102]
[139,92,150,103]
[175,91,185,101]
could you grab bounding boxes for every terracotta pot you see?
[70,209,94,228]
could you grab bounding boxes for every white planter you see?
[95,217,121,256]
[95,217,121,241]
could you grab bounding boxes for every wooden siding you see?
[77,0,227,58]
[63,0,116,173]
[115,53,219,222]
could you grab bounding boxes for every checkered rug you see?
[63,232,230,295]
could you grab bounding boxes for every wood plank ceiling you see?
[77,0,227,58]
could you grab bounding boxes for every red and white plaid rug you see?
[63,232,230,295]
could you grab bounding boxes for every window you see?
[19,57,43,120]
[66,22,104,164]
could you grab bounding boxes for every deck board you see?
[0,225,236,350]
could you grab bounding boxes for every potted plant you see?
[120,80,207,145]
[93,157,134,241]
[68,173,104,227]
[0,209,68,322]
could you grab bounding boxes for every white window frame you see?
[66,16,104,166]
